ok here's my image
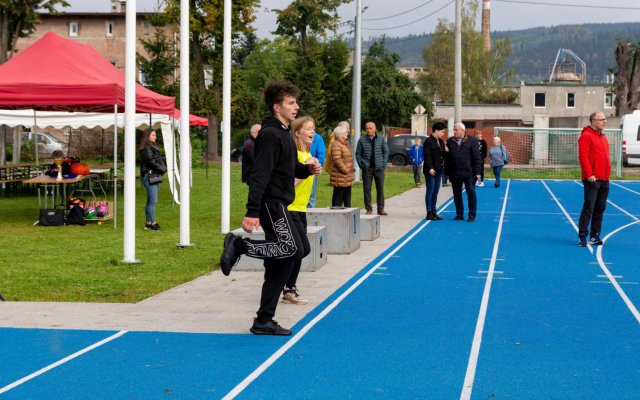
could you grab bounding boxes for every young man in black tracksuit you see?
[220,81,321,336]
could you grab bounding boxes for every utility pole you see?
[454,0,462,124]
[351,0,362,182]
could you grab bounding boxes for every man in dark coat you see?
[241,123,261,184]
[475,130,488,187]
[355,121,389,215]
[445,122,482,222]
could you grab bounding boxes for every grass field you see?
[0,164,415,303]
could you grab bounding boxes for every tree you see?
[613,41,640,117]
[0,0,69,63]
[361,38,431,129]
[164,0,259,162]
[137,15,178,98]
[320,37,352,129]
[272,0,348,56]
[419,0,515,104]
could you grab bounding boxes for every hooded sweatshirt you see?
[246,115,313,218]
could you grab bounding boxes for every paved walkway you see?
[0,185,452,334]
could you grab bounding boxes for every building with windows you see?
[433,81,617,130]
[13,1,174,80]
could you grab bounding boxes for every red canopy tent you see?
[0,31,175,114]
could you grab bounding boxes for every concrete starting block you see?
[231,225,327,272]
[307,207,360,254]
[359,214,380,241]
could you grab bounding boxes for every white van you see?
[621,110,640,166]
[21,132,66,157]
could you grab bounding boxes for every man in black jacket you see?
[220,81,321,336]
[475,130,488,187]
[240,123,261,184]
[445,122,482,222]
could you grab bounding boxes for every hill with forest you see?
[366,22,640,84]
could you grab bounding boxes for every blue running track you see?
[1,180,639,399]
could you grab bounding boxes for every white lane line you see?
[596,220,640,324]
[0,330,128,394]
[611,181,640,196]
[547,181,640,325]
[222,199,455,400]
[573,180,639,221]
[460,180,511,400]
[541,180,593,254]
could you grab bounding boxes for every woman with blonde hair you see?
[329,124,355,207]
[282,116,317,305]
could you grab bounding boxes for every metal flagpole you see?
[351,0,362,183]
[122,0,139,263]
[220,0,232,233]
[454,0,462,124]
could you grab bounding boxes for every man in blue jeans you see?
[445,122,482,222]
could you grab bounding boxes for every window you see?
[143,21,150,36]
[69,22,79,37]
[567,92,575,108]
[534,92,546,108]
[604,92,613,108]
[106,22,114,37]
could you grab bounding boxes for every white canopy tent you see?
[0,109,190,226]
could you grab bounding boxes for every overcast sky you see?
[70,0,640,39]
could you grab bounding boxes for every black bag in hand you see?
[39,209,64,226]
[148,173,163,185]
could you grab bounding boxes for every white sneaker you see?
[477,181,484,187]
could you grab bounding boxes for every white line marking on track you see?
[546,181,640,325]
[478,270,503,274]
[573,180,640,221]
[591,281,638,285]
[611,181,640,196]
[596,221,640,323]
[541,181,593,255]
[460,180,511,400]
[0,330,128,394]
[222,198,456,400]
[597,274,622,278]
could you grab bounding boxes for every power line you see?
[493,0,640,10]
[363,0,438,21]
[363,0,454,31]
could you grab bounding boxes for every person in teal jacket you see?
[408,136,424,187]
[356,121,389,215]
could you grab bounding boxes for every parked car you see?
[230,145,243,162]
[621,110,640,166]
[21,132,66,157]
[387,134,428,166]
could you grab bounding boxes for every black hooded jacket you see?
[245,116,313,218]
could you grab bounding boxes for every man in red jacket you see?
[578,111,611,247]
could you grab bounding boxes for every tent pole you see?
[113,105,118,230]
[177,0,193,248]
[33,110,39,166]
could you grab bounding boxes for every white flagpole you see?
[221,0,232,233]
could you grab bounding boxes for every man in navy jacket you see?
[445,122,482,222]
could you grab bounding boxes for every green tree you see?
[320,37,352,129]
[164,0,259,162]
[361,38,430,129]
[272,0,348,56]
[232,38,296,128]
[613,41,640,117]
[137,15,178,98]
[0,0,69,63]
[419,0,515,104]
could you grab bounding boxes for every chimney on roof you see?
[112,0,126,13]
[482,0,491,50]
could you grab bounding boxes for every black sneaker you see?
[220,233,242,276]
[467,216,476,222]
[250,319,292,336]
[589,234,603,246]
[453,216,464,221]
[578,234,588,247]
[433,212,443,220]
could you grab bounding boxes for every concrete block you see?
[307,207,360,254]
[231,225,327,272]
[360,214,380,241]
